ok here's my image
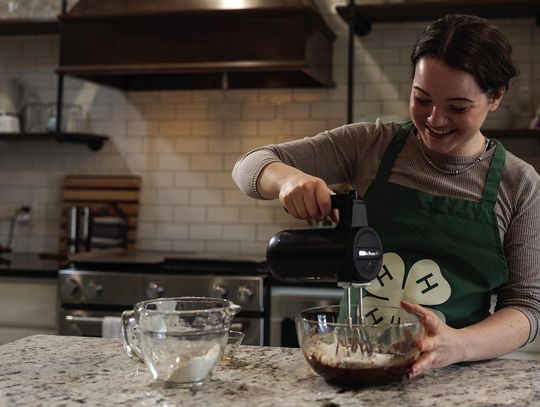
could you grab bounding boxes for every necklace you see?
[416,134,490,175]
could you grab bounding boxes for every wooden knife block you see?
[60,175,141,254]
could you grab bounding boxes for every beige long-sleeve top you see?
[232,120,540,343]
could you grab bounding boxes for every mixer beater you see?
[266,191,383,355]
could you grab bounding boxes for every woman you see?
[232,14,540,378]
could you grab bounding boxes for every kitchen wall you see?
[0,0,539,255]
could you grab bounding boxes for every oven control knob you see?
[60,277,81,299]
[213,284,228,299]
[84,280,103,299]
[236,285,254,303]
[146,281,165,299]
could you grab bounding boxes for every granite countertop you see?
[1,335,540,406]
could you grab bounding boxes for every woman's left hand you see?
[400,300,467,378]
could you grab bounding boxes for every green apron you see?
[344,122,508,328]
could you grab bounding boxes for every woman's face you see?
[409,57,503,156]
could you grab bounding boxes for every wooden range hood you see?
[57,0,335,91]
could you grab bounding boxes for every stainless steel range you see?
[58,251,269,346]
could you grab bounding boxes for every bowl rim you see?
[136,296,241,315]
[295,304,421,328]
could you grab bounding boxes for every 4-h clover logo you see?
[363,252,452,322]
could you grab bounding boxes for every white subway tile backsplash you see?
[174,171,206,188]
[192,90,226,102]
[277,103,310,119]
[208,207,240,223]
[144,137,179,154]
[225,89,259,102]
[144,172,175,188]
[191,190,222,206]
[172,239,205,252]
[173,207,206,223]
[292,120,328,137]
[160,90,192,103]
[176,104,208,119]
[137,238,173,251]
[292,89,328,102]
[242,104,276,119]
[224,190,257,206]
[224,120,258,137]
[208,138,241,154]
[241,137,275,151]
[364,82,401,100]
[258,120,292,137]
[240,208,274,224]
[258,89,293,103]
[207,103,242,119]
[1,187,32,203]
[175,138,208,153]
[190,154,224,171]
[112,104,143,120]
[140,205,173,222]
[207,172,236,188]
[156,154,190,171]
[137,222,156,238]
[157,188,189,206]
[223,224,256,240]
[190,223,223,240]
[192,120,225,137]
[156,223,188,239]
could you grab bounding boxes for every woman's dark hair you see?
[410,14,519,99]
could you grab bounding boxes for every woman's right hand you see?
[257,162,337,221]
[278,171,336,221]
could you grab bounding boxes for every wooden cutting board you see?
[59,175,142,253]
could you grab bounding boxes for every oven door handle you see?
[65,315,107,323]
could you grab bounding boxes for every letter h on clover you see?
[363,252,452,322]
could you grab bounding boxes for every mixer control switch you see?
[146,281,165,299]
[236,285,254,303]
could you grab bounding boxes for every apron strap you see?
[482,139,506,205]
[374,121,413,182]
[370,122,505,206]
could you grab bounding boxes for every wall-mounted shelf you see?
[336,0,540,36]
[0,132,108,151]
[0,18,59,35]
[0,4,110,153]
[483,129,540,142]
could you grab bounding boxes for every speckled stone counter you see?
[1,335,540,406]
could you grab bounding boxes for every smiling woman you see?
[232,14,540,379]
[409,14,517,158]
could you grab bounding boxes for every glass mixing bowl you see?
[122,297,241,388]
[296,305,423,386]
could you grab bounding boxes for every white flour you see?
[166,344,221,383]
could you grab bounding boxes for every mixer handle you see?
[330,191,369,231]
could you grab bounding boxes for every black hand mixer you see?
[266,191,383,353]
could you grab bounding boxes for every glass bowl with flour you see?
[296,305,423,386]
[122,297,240,388]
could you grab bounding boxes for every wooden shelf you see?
[483,128,540,141]
[336,0,540,36]
[0,132,108,151]
[0,18,59,36]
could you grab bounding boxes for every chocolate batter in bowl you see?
[296,305,424,386]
